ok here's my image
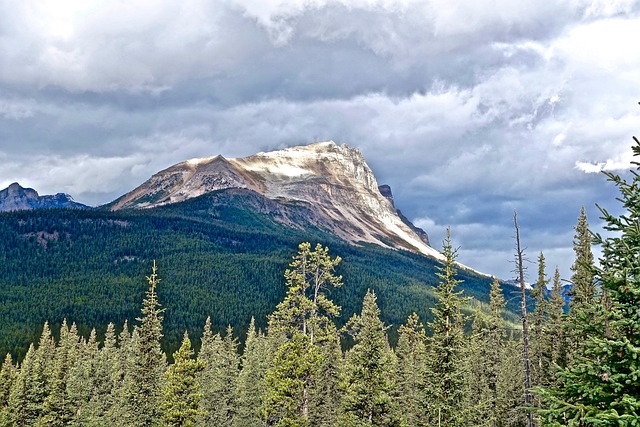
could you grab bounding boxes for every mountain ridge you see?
[0,182,88,212]
[108,141,444,261]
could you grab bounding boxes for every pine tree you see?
[425,227,467,427]
[530,252,551,389]
[198,320,239,427]
[538,137,640,425]
[569,206,596,308]
[0,353,16,425]
[84,323,124,425]
[307,319,342,427]
[566,206,598,362]
[124,261,166,427]
[67,328,99,426]
[339,290,399,427]
[547,267,567,372]
[42,320,82,426]
[262,242,343,426]
[464,277,508,426]
[395,312,427,427]
[163,332,206,427]
[7,322,55,426]
[234,317,271,427]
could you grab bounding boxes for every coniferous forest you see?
[1,141,639,426]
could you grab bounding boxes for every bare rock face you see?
[0,183,87,212]
[109,141,442,260]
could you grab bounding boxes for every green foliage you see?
[395,312,428,426]
[538,139,640,425]
[163,332,206,427]
[339,290,399,427]
[0,190,509,360]
[263,243,343,426]
[197,321,239,426]
[124,262,167,427]
[234,317,271,427]
[426,228,467,427]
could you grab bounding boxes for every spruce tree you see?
[7,322,55,426]
[547,267,567,372]
[339,289,399,427]
[425,227,467,427]
[85,322,123,425]
[464,277,507,426]
[124,261,166,427]
[198,320,239,427]
[234,317,271,427]
[538,137,640,425]
[566,206,598,362]
[395,312,428,427]
[67,328,99,426]
[163,332,206,427]
[569,206,596,308]
[0,353,16,425]
[41,319,82,426]
[531,252,552,389]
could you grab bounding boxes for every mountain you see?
[108,141,443,261]
[0,182,88,212]
[0,142,520,359]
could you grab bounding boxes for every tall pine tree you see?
[538,137,640,425]
[339,289,399,427]
[124,261,166,427]
[425,227,467,427]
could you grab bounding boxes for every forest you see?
[1,140,639,426]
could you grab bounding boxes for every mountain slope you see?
[0,182,88,212]
[0,193,522,359]
[109,141,443,260]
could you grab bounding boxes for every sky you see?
[1,0,639,281]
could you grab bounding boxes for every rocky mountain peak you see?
[109,141,443,260]
[0,183,87,212]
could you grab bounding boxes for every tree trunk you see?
[514,211,534,427]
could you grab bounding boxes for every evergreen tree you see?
[538,137,640,425]
[395,312,427,427]
[67,328,99,426]
[339,290,399,427]
[163,332,206,427]
[262,243,343,426]
[84,322,124,425]
[569,206,596,308]
[425,227,467,427]
[124,261,166,427]
[464,277,508,426]
[7,323,55,426]
[198,320,239,427]
[0,353,16,425]
[530,253,552,389]
[41,319,82,426]
[547,267,567,372]
[566,206,598,362]
[234,317,271,427]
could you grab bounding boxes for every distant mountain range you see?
[0,182,88,212]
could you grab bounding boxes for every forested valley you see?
[1,141,640,426]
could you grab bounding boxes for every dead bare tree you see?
[514,211,533,427]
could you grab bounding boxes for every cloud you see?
[0,0,639,279]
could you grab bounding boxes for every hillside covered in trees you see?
[0,189,517,360]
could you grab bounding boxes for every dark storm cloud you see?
[1,0,639,279]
